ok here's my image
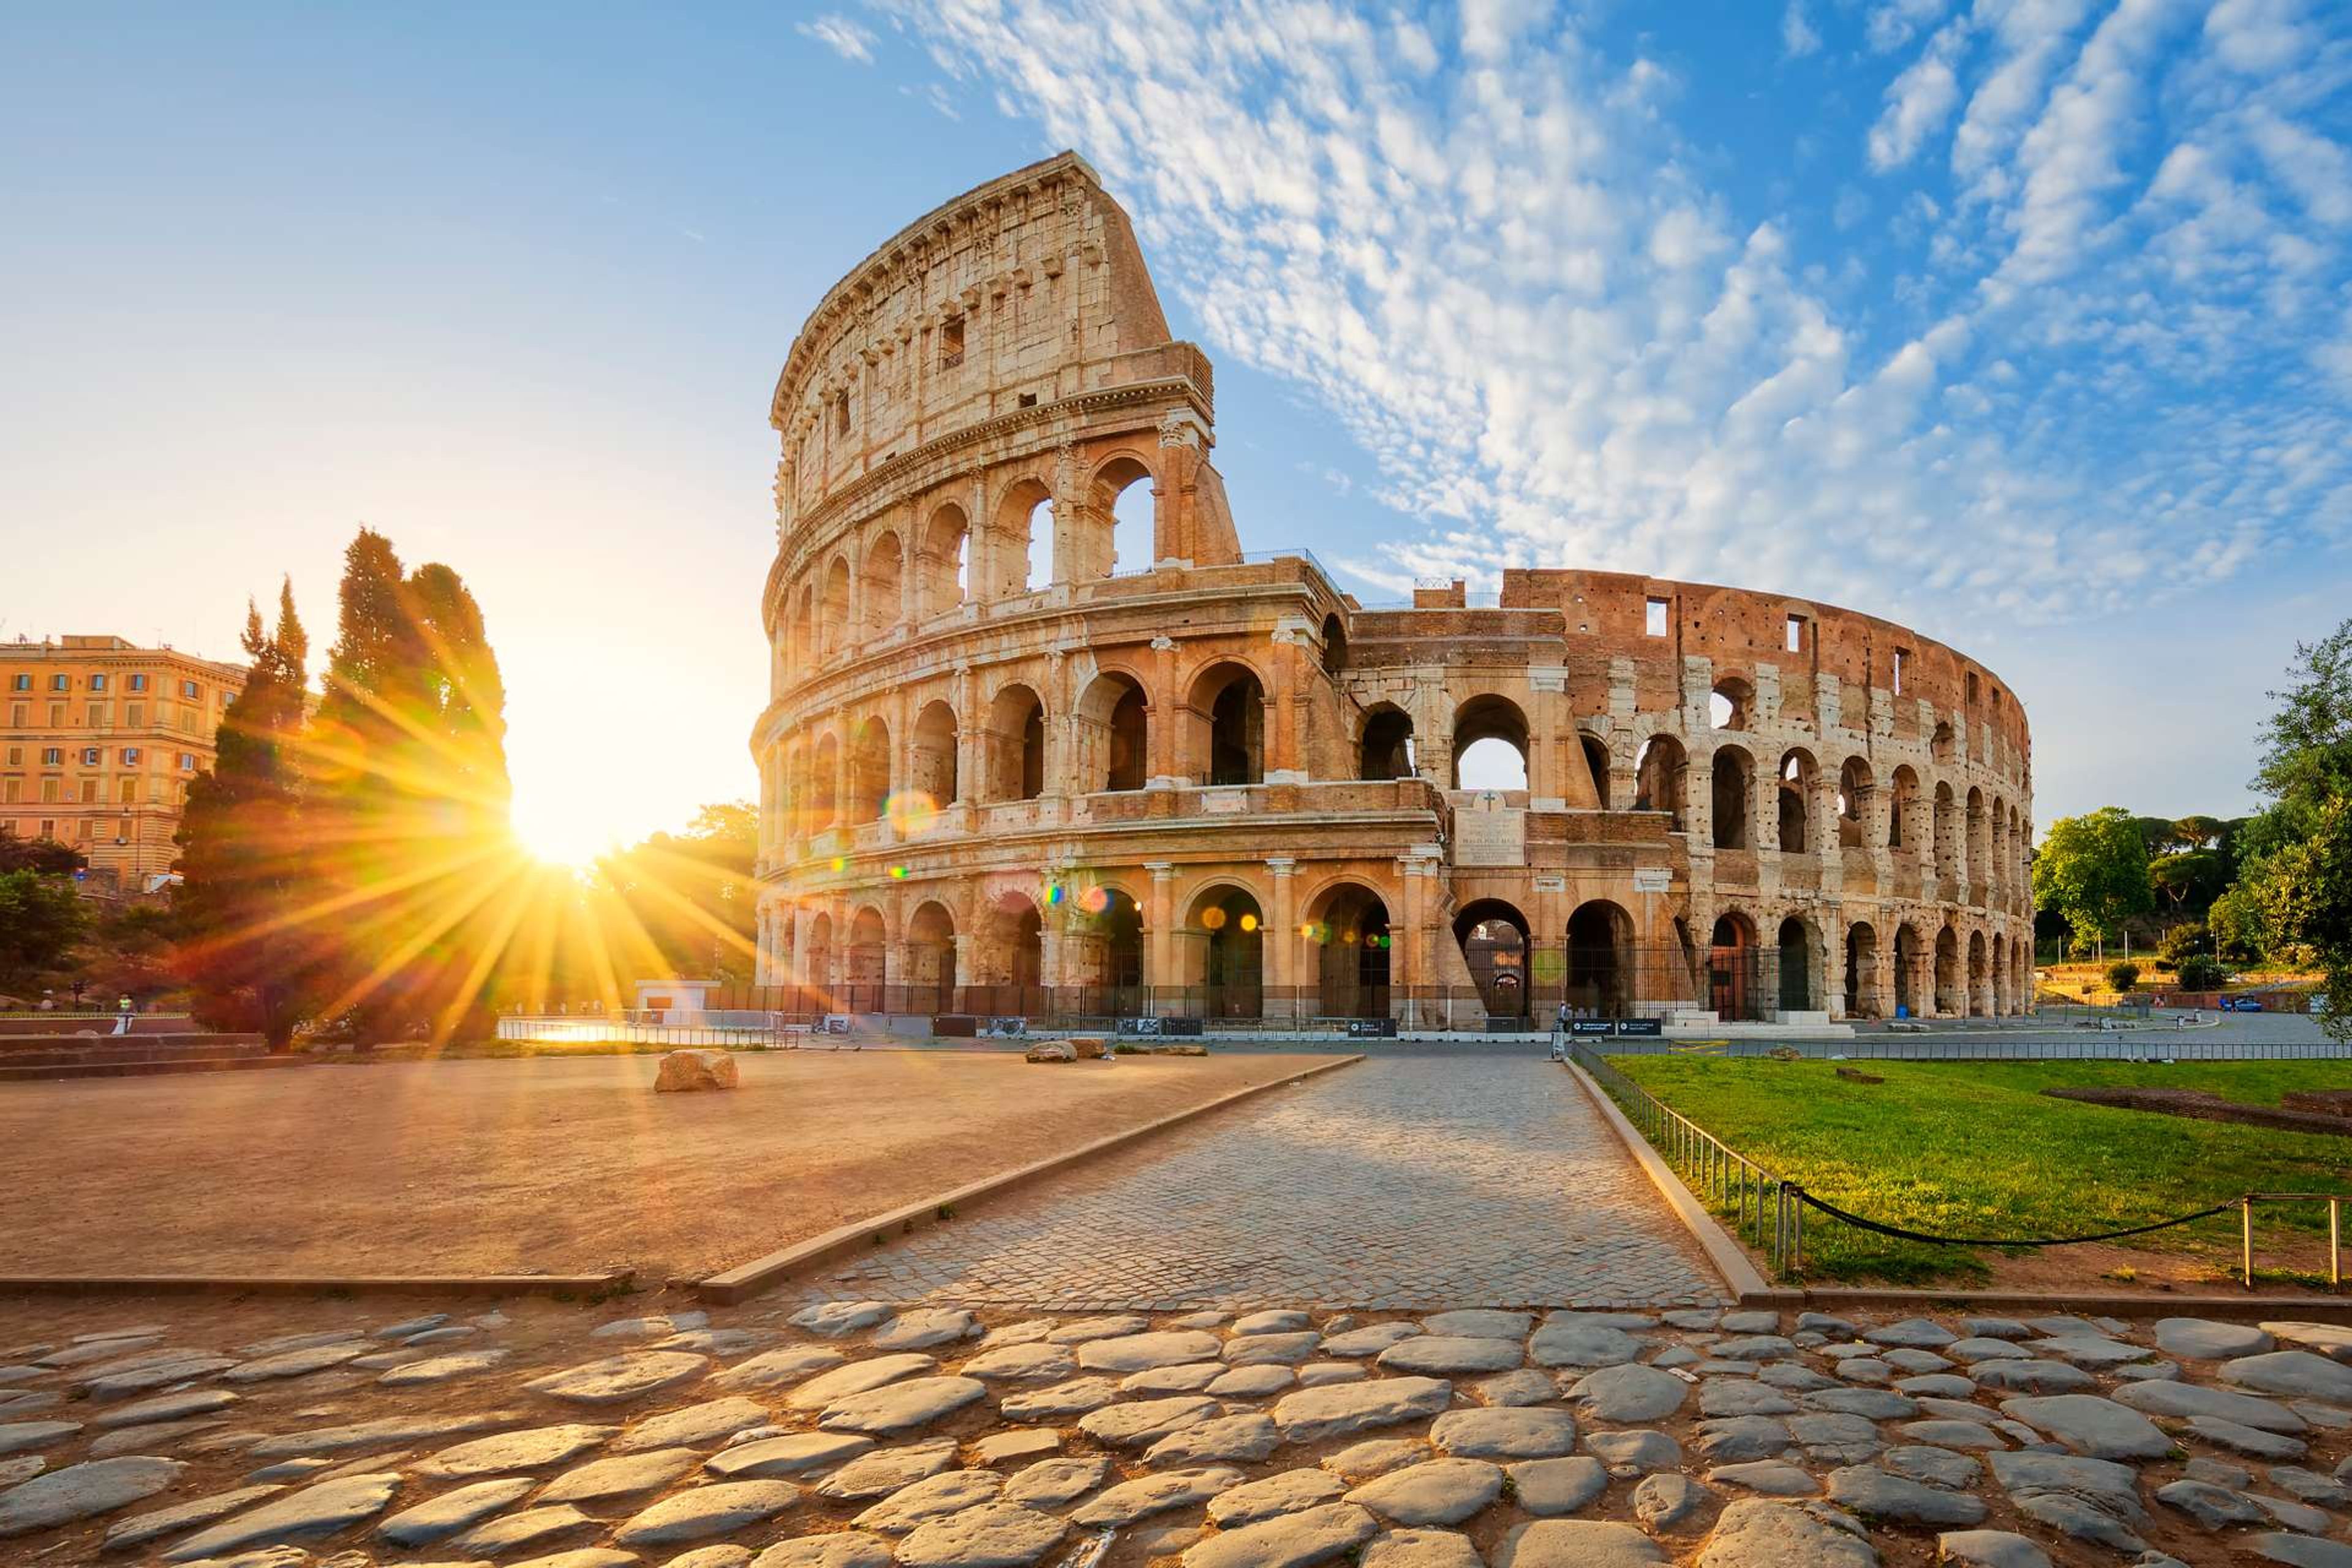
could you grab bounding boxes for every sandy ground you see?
[0,1050,1336,1282]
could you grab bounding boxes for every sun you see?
[511,812,619,871]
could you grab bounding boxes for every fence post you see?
[2334,1199,2342,1294]
[2242,1197,2255,1291]
[1790,1183,1804,1275]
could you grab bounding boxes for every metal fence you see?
[1600,1034,2352,1061]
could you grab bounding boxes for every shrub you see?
[2106,960,2141,993]
[2176,954,2226,990]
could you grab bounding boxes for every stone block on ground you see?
[655,1049,739,1091]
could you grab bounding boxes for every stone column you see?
[1529,669,1565,808]
[1149,635,1182,783]
[1268,624,1306,782]
[1145,861,1177,1000]
[1395,856,1433,1025]
[1824,919,1847,1019]
[953,665,978,807]
[1265,858,1299,1020]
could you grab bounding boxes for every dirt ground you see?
[0,1050,1337,1282]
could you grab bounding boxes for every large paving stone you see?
[525,1351,707,1405]
[1226,1332,1324,1366]
[416,1423,616,1477]
[785,1353,938,1410]
[2187,1414,2309,1458]
[159,1472,401,1561]
[617,1395,771,1450]
[2245,1534,2352,1567]
[1069,1466,1245,1527]
[1183,1502,1379,1568]
[539,1444,704,1502]
[871,1308,978,1351]
[1430,1407,1577,1459]
[614,1479,801,1545]
[714,1346,848,1391]
[2264,1322,2352,1362]
[1507,1455,1608,1515]
[1997,1395,2171,1460]
[1275,1378,1453,1444]
[1584,1429,1681,1472]
[1361,1526,1484,1568]
[817,1375,988,1434]
[1346,1458,1502,1526]
[1866,1319,1957,1349]
[753,1534,895,1567]
[789,1302,892,1336]
[448,1501,600,1556]
[854,1468,1005,1533]
[999,1377,1121,1418]
[1078,1394,1219,1447]
[1884,1446,1981,1490]
[1970,1359,2096,1393]
[376,1476,536,1547]
[1426,1310,1534,1339]
[962,1344,1076,1383]
[2154,1477,2265,1527]
[1567,1363,1687,1423]
[91,1388,237,1428]
[2226,1351,2352,1403]
[707,1431,876,1479]
[1825,1464,1988,1526]
[1147,1413,1283,1465]
[1705,1460,1816,1496]
[1694,1499,1878,1567]
[1528,1322,1642,1367]
[101,1483,285,1552]
[0,1421,79,1455]
[0,1455,184,1537]
[1208,1468,1350,1527]
[379,1348,512,1385]
[222,1343,368,1382]
[1701,1381,1796,1417]
[1935,1529,2052,1568]
[2113,1376,2307,1432]
[813,1439,957,1500]
[2155,1317,2274,1360]
[1694,1416,1790,1463]
[245,1408,521,1458]
[1044,1314,1152,1343]
[1321,1324,1423,1358]
[1074,1331,1222,1371]
[1492,1519,1667,1566]
[1001,1455,1111,1510]
[1379,1337,1523,1375]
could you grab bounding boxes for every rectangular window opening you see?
[1894,647,1911,695]
[940,317,965,369]
[1645,597,1669,637]
[1785,614,1804,653]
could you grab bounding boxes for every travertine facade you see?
[752,154,2034,1024]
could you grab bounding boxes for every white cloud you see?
[797,13,878,64]
[1868,20,1970,170]
[1868,0,1951,54]
[1782,1,1823,59]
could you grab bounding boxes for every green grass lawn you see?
[1607,1056,2352,1286]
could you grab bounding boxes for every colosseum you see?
[751,153,2035,1030]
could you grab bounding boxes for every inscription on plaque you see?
[1453,795,1527,868]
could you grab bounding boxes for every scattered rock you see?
[655,1048,739,1089]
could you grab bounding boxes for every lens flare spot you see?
[1200,906,1227,931]
[1077,884,1110,915]
[827,856,847,873]
[884,790,939,835]
[1238,911,1258,933]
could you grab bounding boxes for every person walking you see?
[111,993,134,1036]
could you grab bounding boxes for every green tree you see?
[0,868,90,997]
[2030,807,2153,958]
[593,801,759,987]
[173,584,320,1047]
[0,837,85,876]
[2207,883,2268,964]
[2253,794,2352,1040]
[2231,618,2352,1039]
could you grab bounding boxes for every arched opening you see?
[976,892,1044,1015]
[910,701,958,810]
[1967,786,1989,886]
[793,584,816,672]
[821,556,851,657]
[1068,886,1145,1014]
[986,684,1046,802]
[1709,913,1758,1020]
[1777,915,1813,1013]
[810,733,840,827]
[1321,614,1348,676]
[851,716,891,822]
[1360,706,1415,781]
[1453,695,1531,791]
[1025,497,1054,591]
[1845,922,1879,1018]
[862,532,903,636]
[1074,672,1148,793]
[1838,758,1873,849]
[1453,899,1531,1019]
[1566,900,1635,1018]
[1890,766,1922,853]
[1894,923,1924,1016]
[1188,663,1265,786]
[804,911,834,1009]
[1991,935,2008,1016]
[1934,925,1962,1016]
[845,907,887,1012]
[1306,883,1392,1019]
[1711,746,1754,850]
[918,504,971,619]
[2013,936,2030,1012]
[1099,456,1155,578]
[906,901,957,1014]
[1778,750,1815,853]
[1709,676,1754,731]
[992,478,1053,598]
[1580,734,1613,809]
[1634,735,1687,831]
[1934,783,1958,880]
[1968,930,1989,1017]
[1189,887,1264,1019]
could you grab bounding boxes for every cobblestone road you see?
[816,1049,1727,1311]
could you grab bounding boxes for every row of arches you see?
[780,454,1159,673]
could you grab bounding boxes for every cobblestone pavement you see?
[815,1048,1728,1311]
[8,1292,2352,1566]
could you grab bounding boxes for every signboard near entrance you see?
[1453,796,1527,868]
[1568,1018,1664,1038]
[1632,867,1673,894]
[1345,1018,1400,1038]
[1570,1019,1615,1036]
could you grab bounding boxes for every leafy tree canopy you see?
[2030,806,2153,946]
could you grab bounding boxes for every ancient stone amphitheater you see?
[752,154,2034,1028]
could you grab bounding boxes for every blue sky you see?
[3,2,2347,858]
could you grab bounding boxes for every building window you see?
[7,704,22,728]
[41,780,58,803]
[127,673,146,692]
[2,747,15,766]
[1785,614,1805,652]
[9,674,26,692]
[181,680,200,699]
[80,778,97,802]
[47,704,63,726]
[1893,648,1910,695]
[86,703,104,726]
[80,747,100,765]
[1967,671,1980,704]
[1645,597,1669,636]
[50,674,67,692]
[89,673,107,692]
[42,748,61,766]
[940,317,965,369]
[118,778,137,803]
[835,394,851,436]
[121,747,140,764]
[2,780,17,803]
[178,752,195,771]
[126,703,143,726]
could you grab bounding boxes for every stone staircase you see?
[0,1031,300,1082]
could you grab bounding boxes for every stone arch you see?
[1186,661,1267,786]
[992,475,1054,598]
[984,682,1046,802]
[1321,613,1349,676]
[1074,669,1150,793]
[1894,921,1926,1016]
[1066,883,1146,1011]
[845,905,888,1010]
[1889,765,1923,853]
[1182,882,1265,1019]
[1566,899,1635,1018]
[821,554,852,657]
[1931,720,1955,764]
[1778,748,1818,853]
[1360,704,1414,781]
[1634,733,1688,831]
[1934,924,1962,1016]
[1580,731,1613,810]
[863,530,904,636]
[1967,785,1989,889]
[905,899,957,1012]
[917,502,971,618]
[1776,914,1819,1014]
[1838,757,1874,850]
[1453,898,1531,1019]
[1093,451,1156,579]
[1708,911,1760,1019]
[1453,694,1531,791]
[1991,931,2008,1016]
[1845,921,1880,1018]
[2013,935,2030,1012]
[1305,880,1392,1019]
[804,911,835,1006]
[1934,781,1959,880]
[1968,929,1990,1017]
[810,731,840,827]
[1711,744,1755,850]
[975,889,1045,1010]
[851,715,891,823]
[910,700,958,809]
